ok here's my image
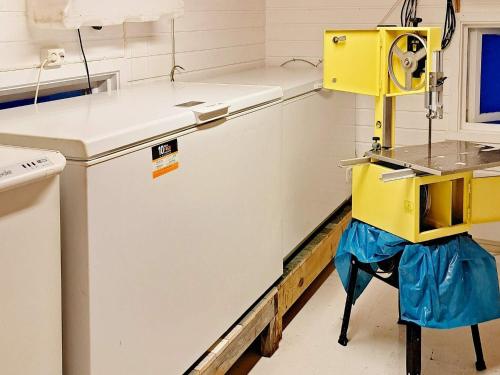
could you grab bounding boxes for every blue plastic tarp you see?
[335,220,500,329]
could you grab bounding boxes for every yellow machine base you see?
[352,163,472,243]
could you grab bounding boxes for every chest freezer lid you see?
[166,81,282,115]
[190,66,323,100]
[0,145,66,193]
[0,81,282,161]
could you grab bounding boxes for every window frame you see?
[447,16,500,144]
[467,28,500,124]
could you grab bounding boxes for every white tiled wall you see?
[265,0,451,67]
[0,0,266,90]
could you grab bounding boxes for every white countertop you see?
[0,81,282,160]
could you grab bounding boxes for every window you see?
[0,72,119,111]
[467,28,500,124]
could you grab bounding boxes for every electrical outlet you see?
[41,48,65,68]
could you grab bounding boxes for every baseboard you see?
[475,238,500,256]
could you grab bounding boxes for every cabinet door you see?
[324,30,381,96]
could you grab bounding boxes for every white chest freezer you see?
[0,81,283,375]
[193,66,356,258]
[0,145,65,375]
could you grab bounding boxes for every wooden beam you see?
[190,288,278,375]
[259,309,281,355]
[261,204,351,357]
[454,0,461,13]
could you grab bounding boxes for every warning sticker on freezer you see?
[152,140,179,179]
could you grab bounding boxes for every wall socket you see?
[41,48,65,67]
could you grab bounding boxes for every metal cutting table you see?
[368,140,500,176]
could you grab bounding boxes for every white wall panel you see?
[0,0,266,90]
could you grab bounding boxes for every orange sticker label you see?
[153,162,179,179]
[152,140,179,179]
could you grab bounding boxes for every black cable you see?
[401,0,418,27]
[77,29,92,95]
[400,0,408,26]
[441,0,456,50]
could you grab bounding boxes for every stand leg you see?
[406,323,421,375]
[471,325,487,371]
[397,290,406,325]
[338,257,359,347]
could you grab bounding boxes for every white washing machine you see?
[0,81,283,375]
[0,145,65,375]
[194,66,356,258]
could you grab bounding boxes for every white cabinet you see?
[27,0,183,28]
[0,146,65,375]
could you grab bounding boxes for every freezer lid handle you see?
[192,103,230,125]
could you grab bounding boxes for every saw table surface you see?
[368,140,500,176]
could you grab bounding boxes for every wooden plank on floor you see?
[190,287,278,375]
[281,206,351,313]
[261,204,351,357]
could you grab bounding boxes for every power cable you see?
[34,59,49,105]
[77,29,93,94]
[441,0,456,50]
[401,0,418,27]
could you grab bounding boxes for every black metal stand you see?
[338,258,358,346]
[471,324,487,371]
[406,323,421,375]
[338,255,487,373]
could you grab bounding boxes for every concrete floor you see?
[230,257,500,374]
